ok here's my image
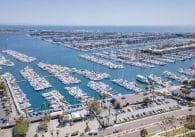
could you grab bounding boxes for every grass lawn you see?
[148,127,192,137]
[14,119,29,136]
[185,131,195,137]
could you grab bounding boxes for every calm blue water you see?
[0,26,195,110]
[1,25,195,33]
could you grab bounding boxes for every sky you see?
[0,0,195,26]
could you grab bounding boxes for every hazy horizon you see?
[1,0,195,26]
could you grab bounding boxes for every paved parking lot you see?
[93,106,195,137]
[98,94,180,127]
[0,95,9,125]
[116,98,179,123]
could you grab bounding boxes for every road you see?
[85,106,195,137]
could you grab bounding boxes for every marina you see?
[2,49,36,62]
[42,90,67,111]
[20,66,52,91]
[162,71,188,82]
[30,30,179,51]
[1,1,195,136]
[93,48,195,69]
[112,79,143,93]
[38,62,81,84]
[73,68,110,81]
[1,73,32,115]
[80,54,124,69]
[65,86,91,102]
[87,81,115,96]
[0,27,194,111]
[148,74,172,88]
[178,68,195,77]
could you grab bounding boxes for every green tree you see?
[88,101,101,115]
[140,128,148,137]
[182,80,189,86]
[33,133,39,137]
[181,87,191,99]
[189,79,195,88]
[42,114,51,124]
[114,101,121,109]
[143,97,153,106]
[13,117,30,137]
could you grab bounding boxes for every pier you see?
[38,62,80,84]
[65,86,91,102]
[80,54,124,69]
[112,79,143,93]
[20,66,52,91]
[3,49,36,63]
[0,55,14,66]
[1,73,32,116]
[87,81,114,96]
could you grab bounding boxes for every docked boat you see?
[136,75,149,84]
[112,79,143,93]
[65,86,90,102]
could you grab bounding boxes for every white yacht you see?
[136,75,149,84]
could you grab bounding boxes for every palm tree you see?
[56,129,59,137]
[115,113,118,123]
[182,80,189,86]
[34,133,39,137]
[140,128,148,137]
[143,97,153,106]
[5,111,10,122]
[148,78,155,101]
[108,106,111,126]
[42,114,51,124]
[62,115,69,126]
[23,108,28,119]
[50,129,54,137]
[181,87,191,99]
[85,121,90,132]
[88,100,101,115]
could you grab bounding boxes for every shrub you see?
[184,123,195,130]
[188,102,195,107]
[13,118,29,137]
[71,131,79,136]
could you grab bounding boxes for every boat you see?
[136,75,149,84]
